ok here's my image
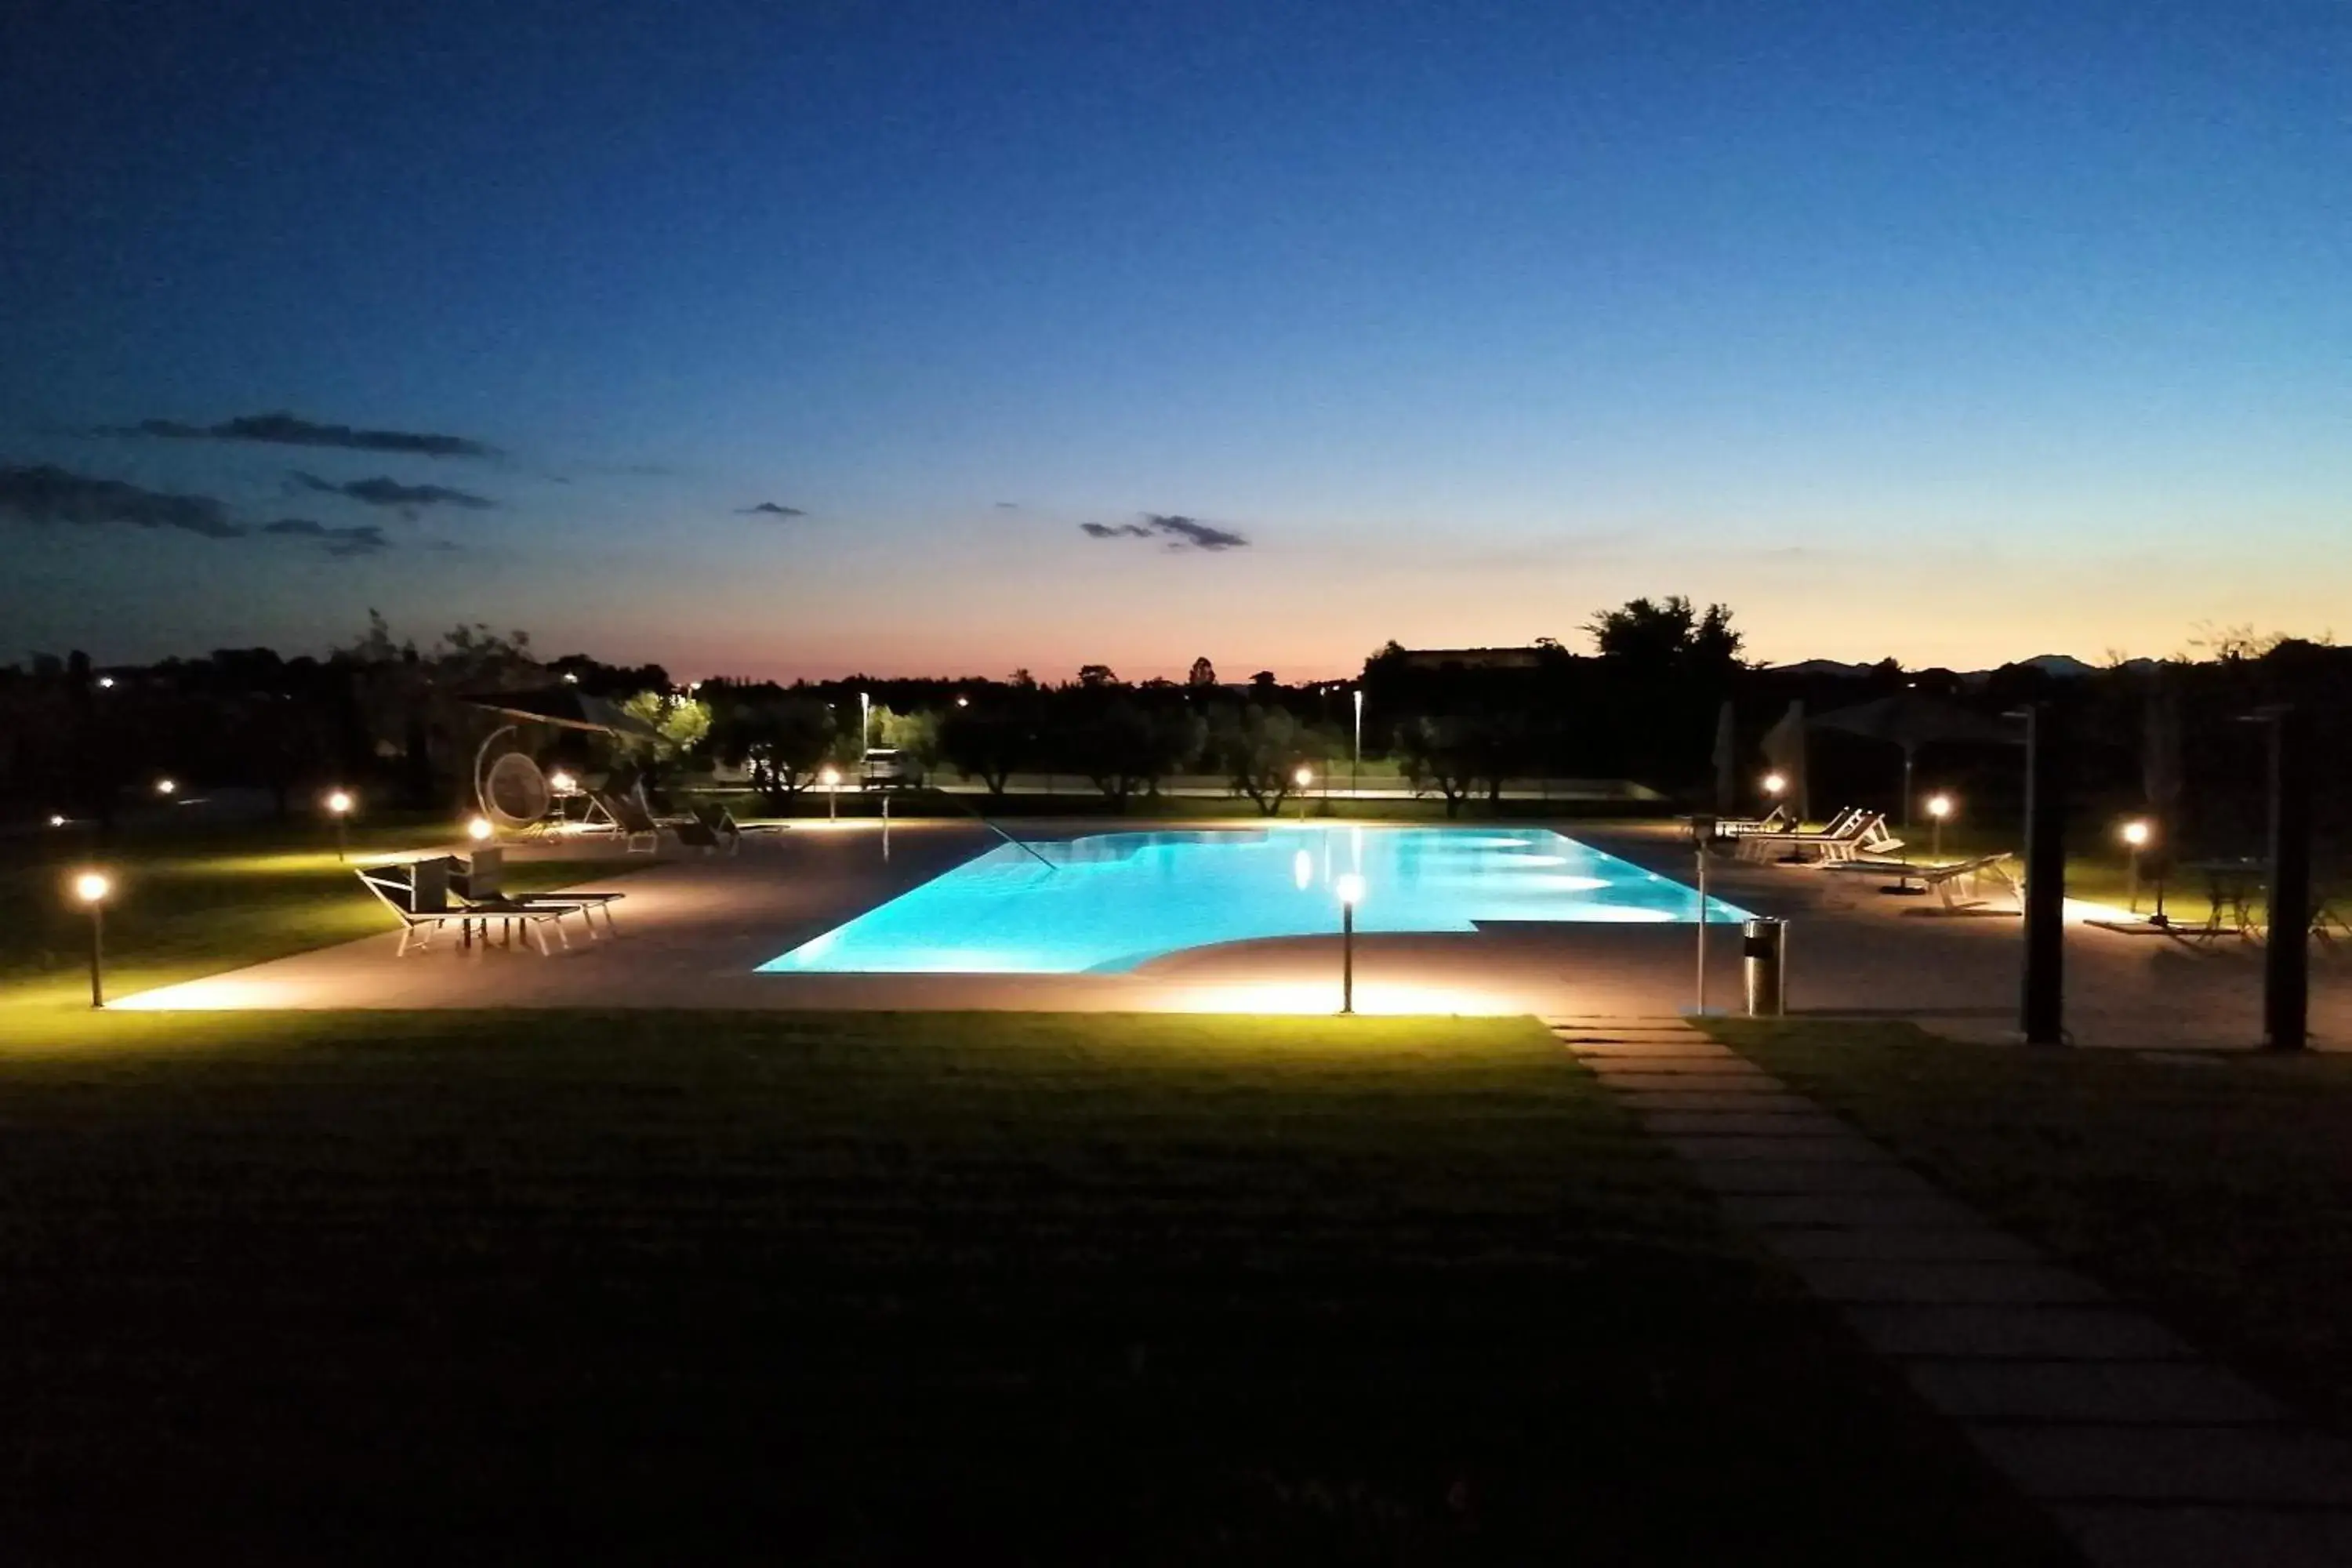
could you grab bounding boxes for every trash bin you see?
[1742,917,1787,1018]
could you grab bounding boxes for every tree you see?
[709,695,834,802]
[1207,705,1316,815]
[1053,697,1202,808]
[1076,663,1119,689]
[619,691,712,761]
[1585,595,1743,673]
[1393,716,1483,818]
[939,707,1032,795]
[1187,657,1218,688]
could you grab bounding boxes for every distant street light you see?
[1762,771,1786,800]
[155,778,176,797]
[1926,792,1954,861]
[325,789,354,861]
[2122,818,2153,911]
[1352,689,1365,799]
[956,695,970,708]
[1335,872,1366,1014]
[72,870,111,1009]
[49,813,68,828]
[96,676,115,690]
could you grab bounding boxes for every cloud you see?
[0,463,245,538]
[290,471,495,512]
[738,501,807,517]
[1080,513,1251,551]
[261,517,394,557]
[994,500,1021,510]
[104,412,499,459]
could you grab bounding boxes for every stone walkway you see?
[1552,1016,2352,1568]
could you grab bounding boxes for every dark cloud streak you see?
[0,463,245,538]
[103,412,499,459]
[291,471,495,511]
[261,517,394,557]
[1080,513,1251,551]
[739,501,807,517]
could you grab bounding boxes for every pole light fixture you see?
[1926,792,1954,860]
[325,789,354,861]
[1335,872,1366,1013]
[1762,771,1786,798]
[72,870,111,1009]
[1352,689,1364,799]
[2120,818,2153,911]
[820,764,841,820]
[466,815,495,844]
[155,777,176,797]
[1294,765,1313,820]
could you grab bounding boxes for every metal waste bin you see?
[1742,917,1787,1018]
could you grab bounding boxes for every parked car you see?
[860,747,923,788]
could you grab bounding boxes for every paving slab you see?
[1594,1072,1795,1094]
[1971,1425,2352,1505]
[1715,1192,1984,1229]
[1640,1111,1857,1136]
[1613,1090,1822,1114]
[1565,1040,1740,1058]
[1766,1225,2045,1263]
[1846,1305,2198,1363]
[1682,1159,1943,1197]
[1584,1056,1771,1076]
[1787,1257,2108,1307]
[1654,1131,1886,1164]
[2058,1504,2352,1568]
[1907,1361,2287,1425]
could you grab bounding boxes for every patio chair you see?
[1735,808,1900,864]
[673,803,743,857]
[355,862,571,956]
[590,788,666,855]
[1824,851,2019,912]
[456,847,626,936]
[1714,804,1793,838]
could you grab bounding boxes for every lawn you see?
[1708,1018,2352,1436]
[1,815,634,1011]
[0,1011,2072,1565]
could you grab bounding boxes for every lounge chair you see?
[1735,809,1901,864]
[1713,804,1793,838]
[674,804,744,857]
[1824,851,2019,912]
[589,788,666,855]
[456,847,625,936]
[355,862,572,956]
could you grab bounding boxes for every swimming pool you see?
[762,826,1747,975]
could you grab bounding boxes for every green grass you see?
[1707,1018,2352,1435]
[0,1011,2072,1564]
[1,817,637,1011]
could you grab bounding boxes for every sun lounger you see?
[1713,804,1793,838]
[1735,809,1900,864]
[457,848,625,935]
[673,804,743,857]
[356,862,572,956]
[1824,852,2019,911]
[588,788,666,855]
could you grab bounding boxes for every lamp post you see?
[72,870,111,1009]
[858,691,872,782]
[326,789,354,862]
[1926,793,1953,862]
[1352,689,1364,799]
[1294,766,1313,821]
[2122,819,2151,912]
[1335,872,1365,1014]
[820,765,840,821]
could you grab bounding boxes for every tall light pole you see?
[1352,689,1364,799]
[1335,872,1364,1013]
[2122,818,2151,912]
[1294,765,1313,822]
[1926,793,1953,862]
[820,765,840,821]
[73,870,111,1009]
[858,690,872,782]
[326,789,354,862]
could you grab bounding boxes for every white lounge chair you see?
[355,862,571,956]
[1737,808,1902,865]
[1714,804,1793,838]
[1824,851,2020,911]
[457,848,625,936]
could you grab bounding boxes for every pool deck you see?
[113,818,2352,1050]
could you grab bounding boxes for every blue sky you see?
[4,0,2346,677]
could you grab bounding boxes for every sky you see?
[3,0,2347,680]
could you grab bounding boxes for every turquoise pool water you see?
[762,826,1748,975]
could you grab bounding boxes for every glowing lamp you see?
[1762,772,1786,796]
[155,778,176,796]
[1927,793,1953,819]
[2122,819,2151,848]
[1294,766,1313,789]
[466,816,494,842]
[548,771,576,794]
[49,813,67,828]
[1335,873,1366,906]
[73,870,111,905]
[72,870,111,1007]
[326,789,354,815]
[96,675,116,690]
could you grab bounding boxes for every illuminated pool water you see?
[762,826,1748,975]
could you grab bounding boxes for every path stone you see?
[1556,1018,2352,1565]
[1906,1361,2285,1425]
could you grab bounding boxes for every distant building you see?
[1396,645,1550,671]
